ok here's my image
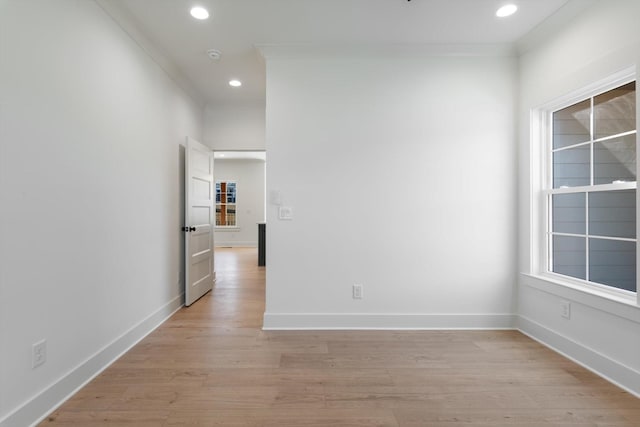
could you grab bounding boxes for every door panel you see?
[185,137,214,306]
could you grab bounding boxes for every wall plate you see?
[278,206,293,220]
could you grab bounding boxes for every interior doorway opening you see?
[212,151,266,268]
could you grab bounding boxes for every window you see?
[216,181,237,227]
[547,81,637,294]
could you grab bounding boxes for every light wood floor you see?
[43,248,640,426]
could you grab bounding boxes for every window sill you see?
[215,227,240,232]
[521,273,640,324]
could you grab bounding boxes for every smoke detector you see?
[206,49,222,61]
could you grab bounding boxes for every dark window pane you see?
[227,182,237,203]
[594,134,636,185]
[594,82,636,139]
[553,100,591,149]
[552,193,586,234]
[553,145,590,188]
[589,190,636,239]
[552,235,586,280]
[589,238,636,292]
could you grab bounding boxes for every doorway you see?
[212,151,266,263]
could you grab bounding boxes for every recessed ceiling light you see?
[229,79,242,87]
[190,6,209,20]
[496,4,518,17]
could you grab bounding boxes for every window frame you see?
[532,68,638,305]
[215,180,239,229]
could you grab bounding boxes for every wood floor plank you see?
[204,367,395,388]
[164,408,399,427]
[393,407,640,426]
[40,248,640,426]
[324,385,540,410]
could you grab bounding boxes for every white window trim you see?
[529,66,639,307]
[215,179,238,229]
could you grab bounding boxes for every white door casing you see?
[184,137,215,306]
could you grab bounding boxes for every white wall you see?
[518,0,640,395]
[263,52,518,329]
[204,103,265,150]
[214,159,266,247]
[0,1,203,425]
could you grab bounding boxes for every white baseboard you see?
[262,313,517,330]
[0,295,184,427]
[214,241,257,248]
[518,315,640,398]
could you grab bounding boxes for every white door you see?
[184,137,215,306]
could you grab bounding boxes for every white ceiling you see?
[99,0,592,106]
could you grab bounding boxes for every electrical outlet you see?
[32,340,46,369]
[352,284,363,299]
[560,301,571,319]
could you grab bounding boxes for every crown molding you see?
[516,0,598,55]
[94,0,205,108]
[256,43,517,60]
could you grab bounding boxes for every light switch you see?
[278,206,293,220]
[270,190,283,205]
